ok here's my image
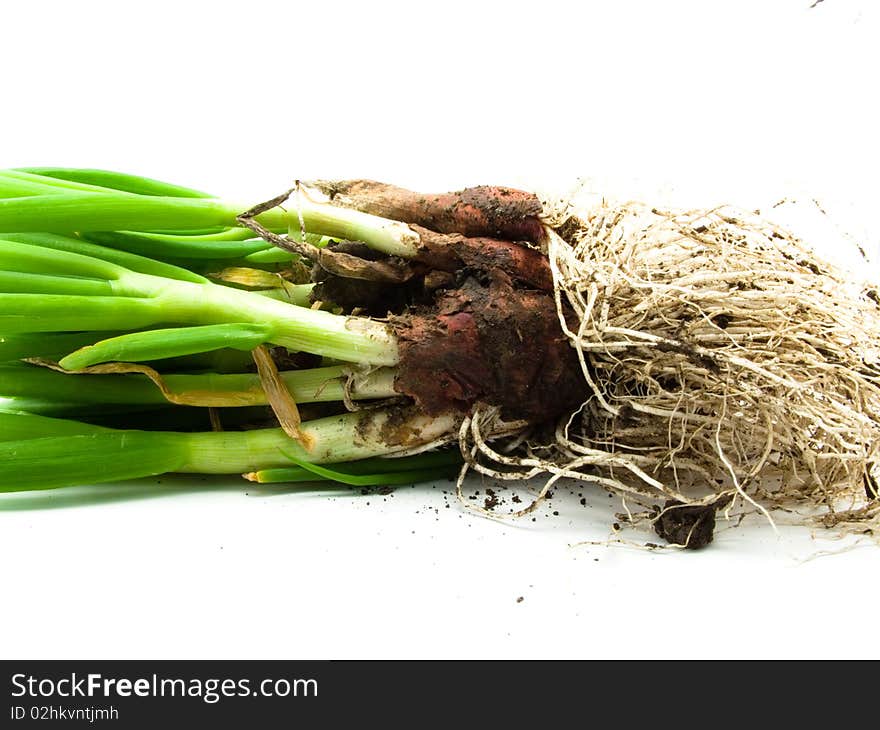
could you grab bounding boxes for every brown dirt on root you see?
[393,270,584,423]
[315,180,546,244]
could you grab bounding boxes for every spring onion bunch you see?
[3,167,879,548]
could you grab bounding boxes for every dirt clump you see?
[653,501,717,549]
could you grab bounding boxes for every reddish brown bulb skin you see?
[314,180,546,245]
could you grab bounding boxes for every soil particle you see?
[360,486,394,496]
[553,217,584,247]
[653,500,717,549]
[797,259,823,276]
[484,487,500,511]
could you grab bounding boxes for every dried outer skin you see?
[393,271,583,423]
[315,228,554,295]
[413,226,553,292]
[314,180,546,245]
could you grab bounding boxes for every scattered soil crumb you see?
[484,488,500,511]
[359,485,394,496]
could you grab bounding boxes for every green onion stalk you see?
[0,169,471,494]
[0,410,460,492]
[0,168,421,257]
[0,233,399,367]
[0,363,397,408]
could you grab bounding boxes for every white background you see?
[0,0,878,659]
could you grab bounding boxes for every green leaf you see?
[58,323,273,369]
[14,168,212,198]
[0,431,186,492]
[0,294,163,333]
[0,271,114,296]
[0,409,109,441]
[0,193,284,233]
[1,232,208,284]
[0,293,166,333]
[0,364,167,405]
[262,449,462,486]
[0,237,125,280]
[82,229,274,260]
[0,171,93,198]
[0,332,115,362]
